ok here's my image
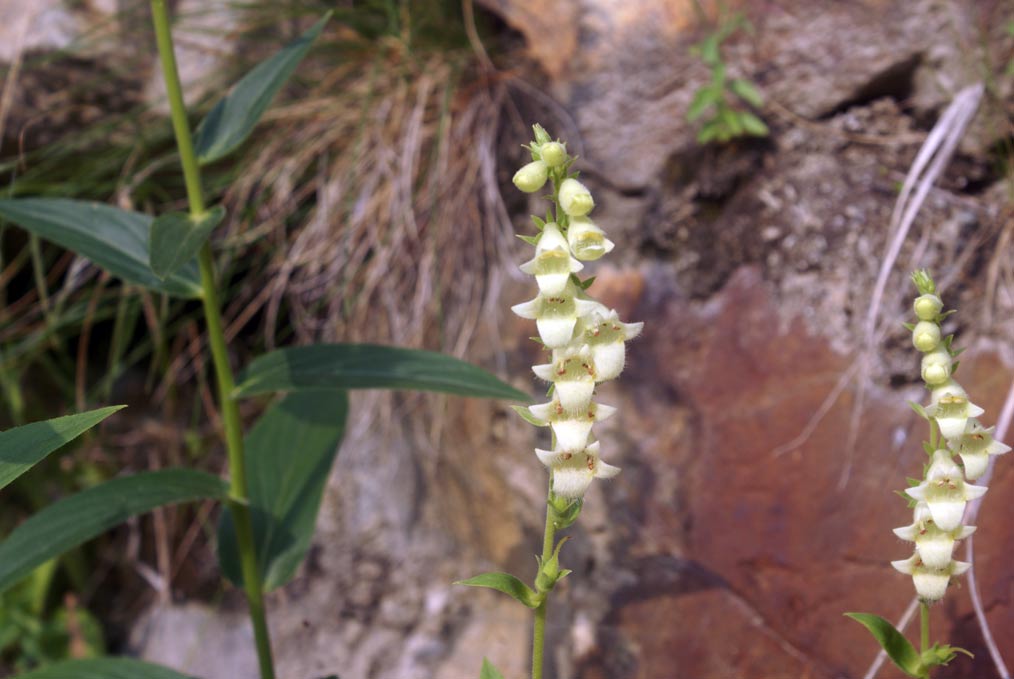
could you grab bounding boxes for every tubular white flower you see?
[912,321,941,353]
[577,310,644,382]
[925,391,984,444]
[891,554,971,602]
[559,178,594,217]
[535,441,621,499]
[893,502,975,569]
[511,280,601,348]
[514,160,549,193]
[956,421,1012,481]
[529,400,616,452]
[519,223,584,295]
[532,346,596,412]
[906,450,987,531]
[567,217,615,261]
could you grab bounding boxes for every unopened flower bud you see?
[559,178,594,217]
[912,321,941,353]
[514,160,549,193]
[540,142,567,168]
[567,217,614,261]
[914,294,943,321]
[921,348,951,386]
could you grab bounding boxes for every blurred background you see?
[1,0,1013,677]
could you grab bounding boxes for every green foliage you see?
[218,391,348,591]
[455,572,543,609]
[149,206,226,280]
[13,657,198,679]
[0,407,122,491]
[687,12,768,144]
[0,199,202,298]
[479,659,505,679]
[845,613,924,678]
[844,613,971,678]
[195,13,332,165]
[0,469,228,594]
[0,570,104,673]
[234,344,529,401]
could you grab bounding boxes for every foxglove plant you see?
[848,270,1009,679]
[460,125,642,679]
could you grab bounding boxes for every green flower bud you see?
[559,178,594,217]
[921,348,951,386]
[914,294,943,321]
[513,160,549,193]
[912,321,941,353]
[540,142,567,168]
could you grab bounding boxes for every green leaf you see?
[844,613,924,678]
[149,206,226,280]
[480,659,505,679]
[902,322,916,331]
[455,572,542,609]
[698,35,720,64]
[234,343,529,401]
[908,401,928,420]
[730,78,764,107]
[697,119,723,144]
[218,391,347,591]
[0,406,123,491]
[516,233,539,246]
[195,13,332,164]
[687,86,720,121]
[739,111,770,137]
[0,198,202,298]
[14,658,198,679]
[0,469,227,594]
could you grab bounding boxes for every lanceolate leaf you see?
[845,612,924,679]
[455,572,542,609]
[218,391,347,591]
[0,469,228,594]
[234,344,529,402]
[480,659,506,679]
[0,406,123,491]
[14,658,198,679]
[0,198,202,298]
[195,12,332,164]
[150,206,226,279]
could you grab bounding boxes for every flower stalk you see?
[511,125,642,679]
[149,3,275,677]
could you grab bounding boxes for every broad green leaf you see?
[455,572,542,609]
[0,198,201,298]
[480,659,505,679]
[234,344,529,401]
[730,78,764,108]
[14,658,198,679]
[0,406,123,491]
[218,391,347,591]
[149,206,226,280]
[195,13,332,164]
[739,111,770,137]
[0,469,227,594]
[845,613,924,679]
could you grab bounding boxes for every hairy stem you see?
[149,3,275,677]
[920,601,929,657]
[532,476,557,679]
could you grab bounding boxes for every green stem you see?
[532,476,557,679]
[920,601,930,655]
[149,3,275,678]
